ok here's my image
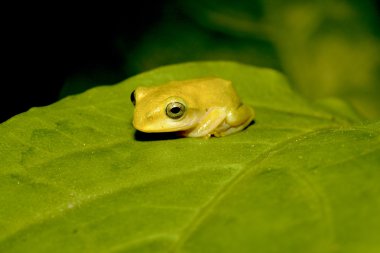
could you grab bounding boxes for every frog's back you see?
[166,77,241,108]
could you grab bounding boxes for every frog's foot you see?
[183,105,255,138]
[215,117,253,137]
[183,107,227,138]
[226,104,255,127]
[215,104,254,137]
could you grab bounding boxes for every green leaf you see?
[1,62,379,252]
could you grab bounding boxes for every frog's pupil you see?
[170,107,181,114]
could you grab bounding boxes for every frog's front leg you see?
[183,107,227,138]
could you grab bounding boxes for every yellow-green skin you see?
[132,77,255,138]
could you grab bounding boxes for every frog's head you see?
[131,86,199,133]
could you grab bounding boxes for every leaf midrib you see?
[0,126,318,245]
[169,125,380,251]
[168,127,337,251]
[0,111,363,250]
[2,125,378,251]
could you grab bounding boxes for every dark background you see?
[1,2,166,122]
[2,1,380,123]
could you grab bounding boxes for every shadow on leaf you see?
[134,130,182,141]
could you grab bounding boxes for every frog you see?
[130,77,255,138]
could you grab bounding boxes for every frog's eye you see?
[130,90,136,106]
[166,102,186,119]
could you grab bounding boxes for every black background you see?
[1,2,166,122]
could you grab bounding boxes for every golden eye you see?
[166,102,186,119]
[130,90,136,106]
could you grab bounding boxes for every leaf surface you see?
[0,62,379,252]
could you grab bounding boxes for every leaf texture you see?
[0,62,379,252]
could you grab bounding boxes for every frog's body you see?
[131,77,255,138]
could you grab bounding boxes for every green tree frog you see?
[130,77,255,138]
